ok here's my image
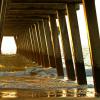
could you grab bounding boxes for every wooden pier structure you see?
[0,0,100,94]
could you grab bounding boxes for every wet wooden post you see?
[24,30,28,58]
[58,10,76,80]
[31,25,38,63]
[0,0,8,54]
[43,18,56,68]
[16,34,21,54]
[35,23,44,67]
[22,32,26,56]
[66,4,87,85]
[82,0,100,93]
[35,23,43,65]
[26,28,33,60]
[38,20,50,68]
[50,15,64,77]
[0,0,2,54]
[22,32,27,57]
[19,33,23,55]
[24,30,30,59]
[29,27,36,61]
[32,24,40,64]
[0,35,2,54]
[14,34,19,54]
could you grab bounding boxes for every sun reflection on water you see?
[1,91,17,98]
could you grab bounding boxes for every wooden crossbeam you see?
[9,0,81,3]
[7,3,66,10]
[6,15,49,19]
[6,10,57,15]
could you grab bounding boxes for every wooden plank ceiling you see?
[1,0,81,35]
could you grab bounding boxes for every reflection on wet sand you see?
[0,54,96,99]
[0,88,95,98]
[1,90,17,98]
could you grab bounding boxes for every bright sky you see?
[76,0,100,48]
[1,36,17,55]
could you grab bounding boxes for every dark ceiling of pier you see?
[0,0,81,35]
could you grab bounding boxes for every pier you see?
[0,0,100,99]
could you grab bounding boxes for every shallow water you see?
[0,88,95,98]
[0,48,97,98]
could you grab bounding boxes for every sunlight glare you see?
[1,36,17,55]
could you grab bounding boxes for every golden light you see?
[1,36,17,55]
[1,91,17,98]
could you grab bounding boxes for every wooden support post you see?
[0,0,8,53]
[24,31,28,58]
[43,18,56,68]
[22,33,26,56]
[82,0,100,93]
[58,10,76,80]
[29,27,36,61]
[17,32,21,55]
[50,15,64,77]
[22,32,27,57]
[25,29,33,60]
[35,23,43,65]
[33,24,40,64]
[24,31,30,59]
[38,21,50,68]
[66,4,87,85]
[31,25,38,63]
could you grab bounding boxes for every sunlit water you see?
[0,48,96,98]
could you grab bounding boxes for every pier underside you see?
[0,0,100,99]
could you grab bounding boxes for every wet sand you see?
[0,54,99,99]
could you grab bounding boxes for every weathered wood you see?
[43,18,56,68]
[58,10,76,80]
[38,21,50,68]
[6,10,57,15]
[66,4,87,85]
[9,0,81,3]
[29,26,36,61]
[31,25,38,63]
[7,3,66,10]
[0,0,8,32]
[50,15,64,77]
[35,23,43,65]
[82,0,100,93]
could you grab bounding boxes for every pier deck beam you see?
[66,4,87,85]
[82,0,100,93]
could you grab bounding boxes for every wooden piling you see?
[58,10,76,80]
[38,21,50,68]
[50,15,64,77]
[66,4,87,85]
[43,18,56,68]
[82,0,100,93]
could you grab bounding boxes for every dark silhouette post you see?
[66,4,87,85]
[50,15,64,77]
[43,18,56,68]
[58,10,76,80]
[82,0,100,93]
